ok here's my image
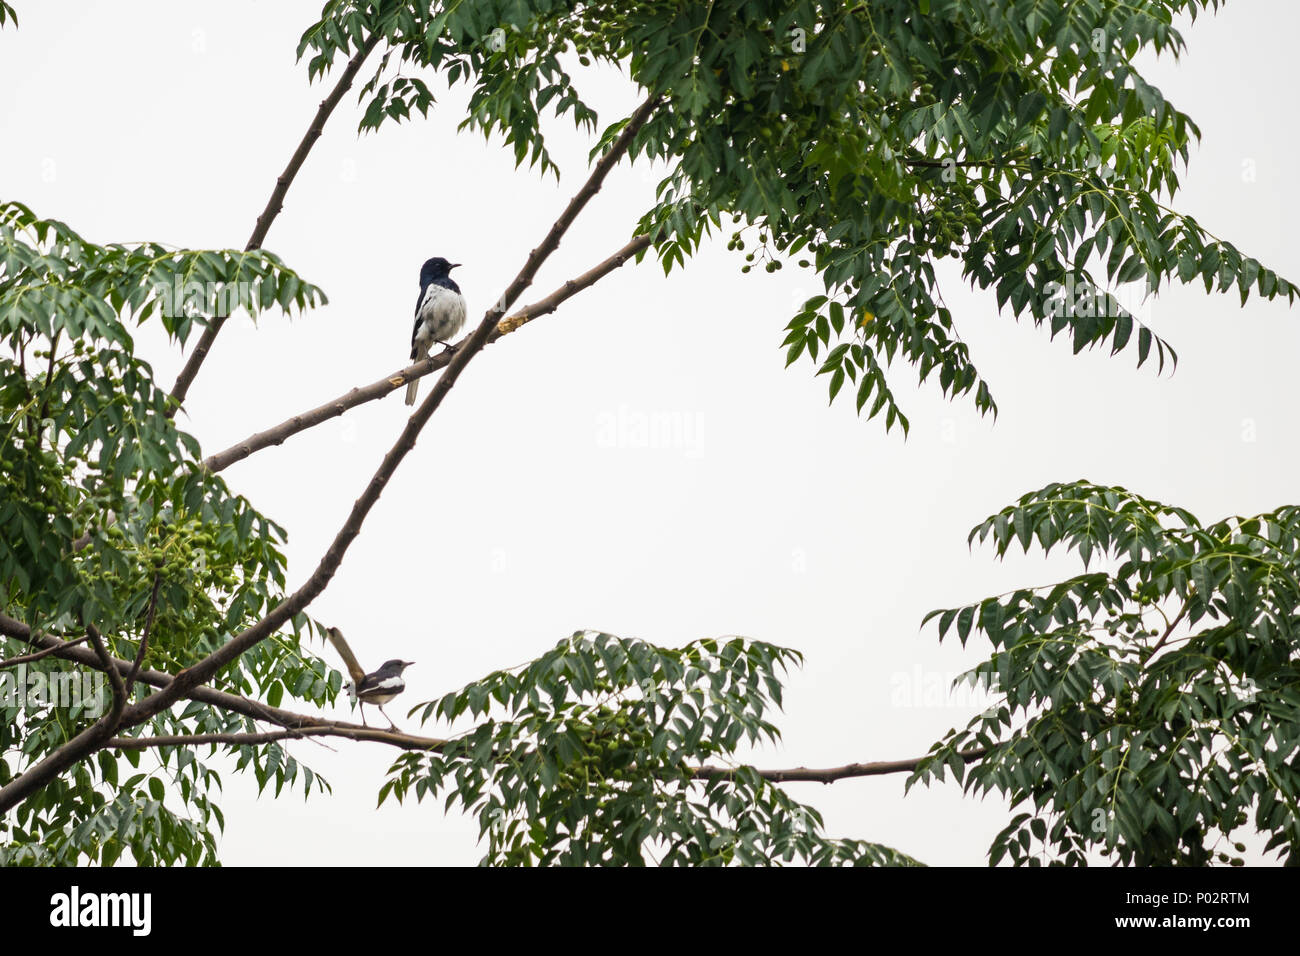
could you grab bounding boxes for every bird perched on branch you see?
[324,626,415,730]
[406,256,467,405]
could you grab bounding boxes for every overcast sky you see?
[2,2,1297,865]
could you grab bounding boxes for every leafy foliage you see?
[3,1,1297,867]
[911,481,1300,866]
[299,0,1293,433]
[382,631,919,866]
[0,200,336,863]
[299,0,599,173]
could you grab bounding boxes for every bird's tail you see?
[405,344,428,406]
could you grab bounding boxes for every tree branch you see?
[0,634,89,669]
[85,624,127,721]
[494,233,651,335]
[202,233,652,473]
[106,726,446,752]
[1144,598,1191,662]
[490,96,660,319]
[690,748,989,785]
[104,724,988,786]
[168,33,383,410]
[98,730,987,787]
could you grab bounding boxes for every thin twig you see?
[1144,598,1191,662]
[0,634,90,669]
[126,575,162,690]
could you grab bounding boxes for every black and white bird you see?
[354,659,415,729]
[406,256,467,406]
[324,626,415,730]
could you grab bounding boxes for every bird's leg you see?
[379,706,399,731]
[359,706,369,728]
[437,340,460,355]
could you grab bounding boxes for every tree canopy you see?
[1,0,1296,865]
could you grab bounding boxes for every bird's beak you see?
[449,263,461,270]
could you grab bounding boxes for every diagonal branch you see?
[203,234,651,473]
[86,624,127,720]
[168,33,383,410]
[489,96,660,320]
[117,96,662,731]
[1143,597,1190,663]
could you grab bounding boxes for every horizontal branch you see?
[100,727,986,785]
[691,748,989,785]
[903,155,1030,169]
[203,233,652,474]
[102,714,986,784]
[106,726,445,752]
[1,612,987,789]
[495,234,652,335]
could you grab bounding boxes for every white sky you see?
[2,2,1297,866]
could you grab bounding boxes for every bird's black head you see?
[378,659,415,674]
[419,257,460,284]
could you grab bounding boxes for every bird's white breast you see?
[414,284,467,347]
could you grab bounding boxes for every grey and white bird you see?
[324,626,415,730]
[406,256,467,406]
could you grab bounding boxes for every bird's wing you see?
[324,627,366,685]
[357,674,405,698]
[411,285,428,352]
